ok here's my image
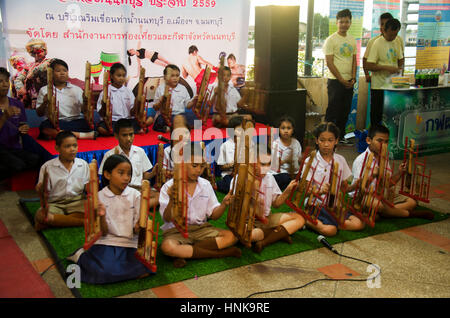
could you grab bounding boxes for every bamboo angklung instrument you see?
[214,55,227,125]
[200,141,217,190]
[287,148,297,178]
[155,143,167,191]
[405,137,415,191]
[352,152,374,211]
[376,143,388,196]
[38,166,50,222]
[285,149,324,225]
[326,170,350,228]
[327,160,339,209]
[201,88,213,123]
[84,159,103,250]
[47,67,59,130]
[172,159,188,238]
[84,61,94,130]
[349,152,381,227]
[399,137,431,203]
[102,71,113,134]
[136,67,148,132]
[194,66,211,120]
[161,69,173,127]
[135,180,159,272]
[293,149,316,206]
[375,143,396,208]
[226,126,263,248]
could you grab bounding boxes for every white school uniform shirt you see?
[37,83,84,121]
[303,151,352,202]
[216,139,235,177]
[95,186,141,248]
[270,137,302,174]
[163,145,174,171]
[96,85,135,121]
[38,157,89,202]
[229,173,282,218]
[98,145,153,187]
[210,81,241,113]
[153,82,192,116]
[159,177,221,231]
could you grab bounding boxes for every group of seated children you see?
[0,57,248,184]
[5,48,433,286]
[31,107,434,284]
[31,56,248,140]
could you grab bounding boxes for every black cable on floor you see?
[246,249,381,298]
[40,257,65,276]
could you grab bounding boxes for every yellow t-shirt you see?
[367,35,404,89]
[323,32,357,81]
[364,34,404,59]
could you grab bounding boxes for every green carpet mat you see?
[19,195,448,298]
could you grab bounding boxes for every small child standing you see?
[304,122,365,237]
[159,142,241,268]
[67,154,153,284]
[36,59,96,140]
[34,131,89,230]
[97,63,141,136]
[270,116,303,191]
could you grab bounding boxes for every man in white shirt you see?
[365,18,404,126]
[323,9,357,142]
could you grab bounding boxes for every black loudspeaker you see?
[251,88,306,144]
[254,5,300,91]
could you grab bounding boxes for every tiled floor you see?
[0,145,449,298]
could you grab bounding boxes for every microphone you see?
[157,135,171,143]
[317,235,338,254]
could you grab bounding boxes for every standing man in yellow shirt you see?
[323,9,357,143]
[363,13,405,84]
[365,18,404,126]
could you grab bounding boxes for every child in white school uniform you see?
[98,119,159,207]
[351,124,434,220]
[216,116,250,193]
[34,131,89,230]
[161,115,191,180]
[67,154,153,284]
[271,116,303,191]
[230,144,305,253]
[211,66,245,128]
[36,59,96,140]
[97,63,141,136]
[151,64,197,132]
[304,122,365,237]
[159,142,241,268]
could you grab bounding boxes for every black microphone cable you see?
[246,236,381,298]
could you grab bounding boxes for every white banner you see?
[0,0,250,103]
